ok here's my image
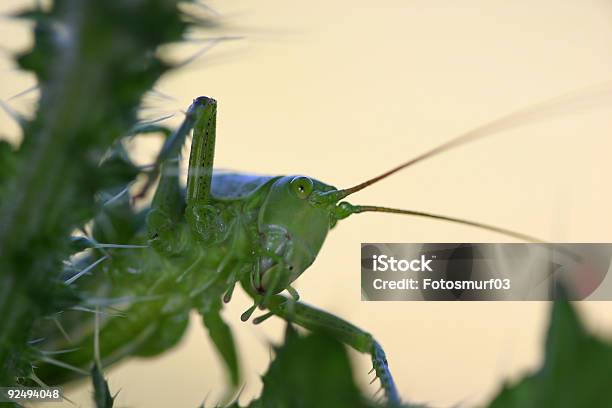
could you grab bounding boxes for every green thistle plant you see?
[0,0,197,386]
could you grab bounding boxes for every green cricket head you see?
[254,170,405,296]
[254,140,537,299]
[254,175,336,295]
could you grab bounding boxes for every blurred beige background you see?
[2,0,612,406]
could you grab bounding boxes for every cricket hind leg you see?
[136,96,214,200]
[146,169,187,254]
[145,116,190,254]
[262,295,401,405]
[145,96,222,245]
[143,97,219,252]
[183,97,224,244]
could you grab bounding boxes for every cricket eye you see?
[290,176,314,199]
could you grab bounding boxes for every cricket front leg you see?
[261,295,401,405]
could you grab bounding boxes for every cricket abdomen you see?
[35,296,190,385]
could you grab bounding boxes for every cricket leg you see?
[136,96,212,200]
[185,96,217,206]
[146,160,186,254]
[183,97,226,244]
[184,97,242,389]
[146,96,218,252]
[261,295,401,405]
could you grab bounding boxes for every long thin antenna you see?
[334,81,612,199]
[353,205,580,260]
[354,205,543,242]
[94,306,102,368]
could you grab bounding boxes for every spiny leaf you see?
[201,308,240,388]
[236,324,423,408]
[488,300,612,408]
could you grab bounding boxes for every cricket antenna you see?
[334,203,580,261]
[330,80,612,201]
[344,204,545,242]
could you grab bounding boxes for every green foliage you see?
[0,0,196,385]
[487,299,612,408]
[226,324,425,408]
[254,324,366,408]
[202,310,241,387]
[216,299,612,408]
[0,140,16,190]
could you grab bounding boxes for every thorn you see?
[178,255,203,283]
[7,84,38,101]
[229,383,247,405]
[29,372,48,388]
[62,393,78,406]
[368,367,376,375]
[69,306,124,317]
[148,88,178,102]
[31,372,77,406]
[84,294,163,308]
[132,170,159,202]
[200,389,211,407]
[52,316,72,343]
[180,11,218,29]
[127,122,173,139]
[94,306,102,367]
[175,37,238,69]
[0,98,26,126]
[136,163,156,170]
[40,357,88,376]
[64,255,109,285]
[193,1,222,17]
[94,243,149,249]
[240,304,257,322]
[183,35,243,43]
[189,280,215,298]
[102,184,133,206]
[40,347,81,356]
[135,113,175,127]
[369,376,378,385]
[77,232,111,258]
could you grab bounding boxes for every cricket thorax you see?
[186,202,231,244]
[186,200,258,251]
